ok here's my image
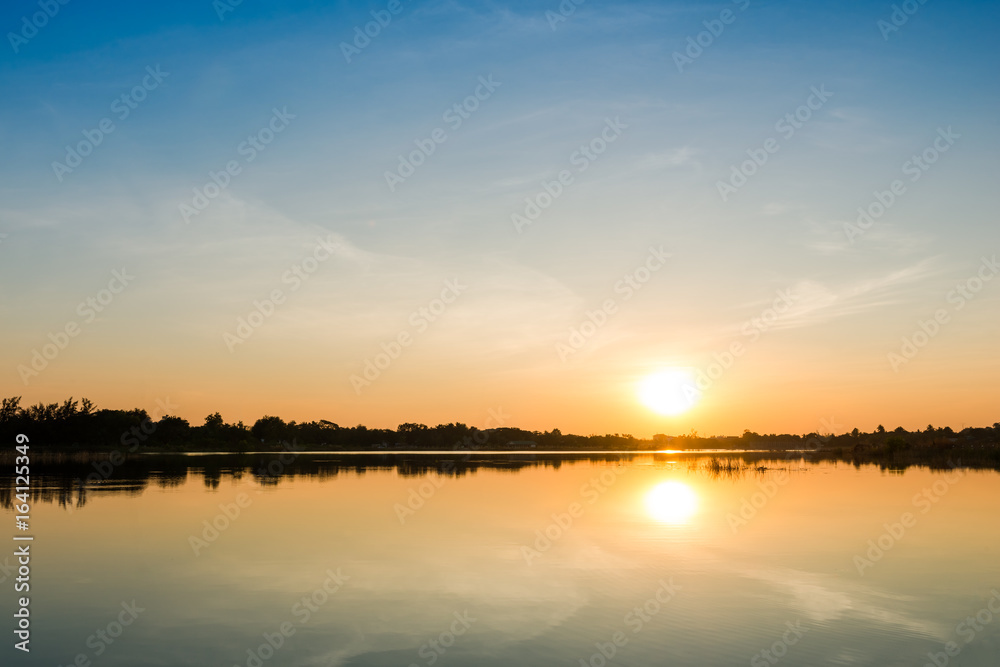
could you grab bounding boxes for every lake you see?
[3,452,999,666]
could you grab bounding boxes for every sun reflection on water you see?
[645,480,698,524]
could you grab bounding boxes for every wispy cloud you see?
[803,219,935,256]
[748,257,943,333]
[736,566,949,639]
[633,147,699,171]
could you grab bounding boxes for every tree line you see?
[1,396,997,455]
[0,397,642,451]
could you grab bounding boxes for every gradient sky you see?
[1,0,998,437]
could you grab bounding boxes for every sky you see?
[1,0,998,437]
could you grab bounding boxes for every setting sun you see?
[646,481,699,524]
[639,369,699,416]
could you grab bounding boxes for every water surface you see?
[4,453,998,666]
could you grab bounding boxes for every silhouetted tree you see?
[251,416,289,444]
[155,416,191,445]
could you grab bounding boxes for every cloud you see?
[803,218,935,256]
[634,147,699,171]
[762,202,793,216]
[735,257,943,334]
[739,567,950,639]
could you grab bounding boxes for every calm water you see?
[3,453,999,666]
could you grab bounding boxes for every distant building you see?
[507,440,537,449]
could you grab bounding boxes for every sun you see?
[638,368,699,416]
[646,481,698,524]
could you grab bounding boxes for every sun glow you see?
[646,481,699,524]
[639,369,698,416]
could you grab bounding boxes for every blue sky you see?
[2,0,999,434]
